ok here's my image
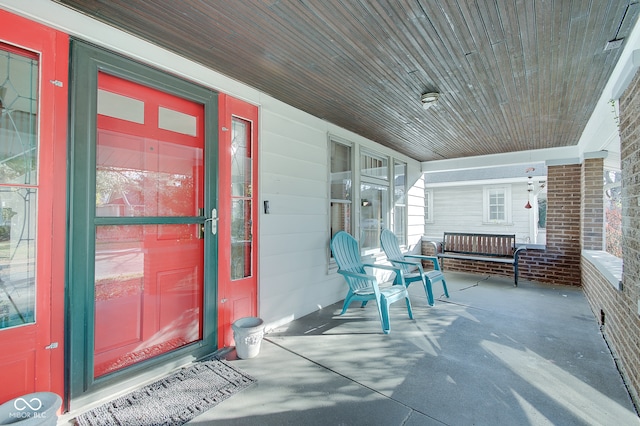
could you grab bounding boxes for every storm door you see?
[68,41,218,401]
[92,72,207,377]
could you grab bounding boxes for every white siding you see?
[259,105,345,327]
[407,172,426,250]
[3,0,425,331]
[425,182,536,244]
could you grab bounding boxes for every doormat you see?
[75,359,256,426]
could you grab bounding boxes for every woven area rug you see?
[75,359,256,426]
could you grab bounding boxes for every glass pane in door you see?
[231,199,251,279]
[96,132,203,217]
[0,189,37,329]
[0,44,38,330]
[230,117,252,280]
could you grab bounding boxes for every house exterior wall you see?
[259,104,341,327]
[581,69,640,409]
[424,182,534,243]
[258,99,424,329]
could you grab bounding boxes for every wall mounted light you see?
[421,92,439,110]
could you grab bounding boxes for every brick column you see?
[581,157,605,250]
[518,163,582,286]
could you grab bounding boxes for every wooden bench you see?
[428,232,526,286]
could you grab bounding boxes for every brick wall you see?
[582,258,640,408]
[423,164,583,286]
[579,69,640,410]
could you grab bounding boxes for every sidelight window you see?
[0,44,39,329]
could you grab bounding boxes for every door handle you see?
[204,208,219,235]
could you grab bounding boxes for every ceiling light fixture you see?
[604,39,624,51]
[421,92,439,110]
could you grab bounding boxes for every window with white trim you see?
[328,137,408,256]
[330,140,352,240]
[393,160,407,246]
[483,186,512,224]
[424,188,433,223]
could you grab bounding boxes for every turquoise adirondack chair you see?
[380,229,449,306]
[330,231,413,334]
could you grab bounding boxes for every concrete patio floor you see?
[189,272,640,426]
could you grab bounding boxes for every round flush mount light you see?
[421,92,439,109]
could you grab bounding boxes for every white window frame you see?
[482,185,512,224]
[424,188,434,224]
[392,160,407,246]
[329,137,354,247]
[328,135,410,260]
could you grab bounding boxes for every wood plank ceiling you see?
[55,0,639,162]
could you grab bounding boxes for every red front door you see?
[93,72,206,377]
[0,11,68,403]
[218,95,259,348]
